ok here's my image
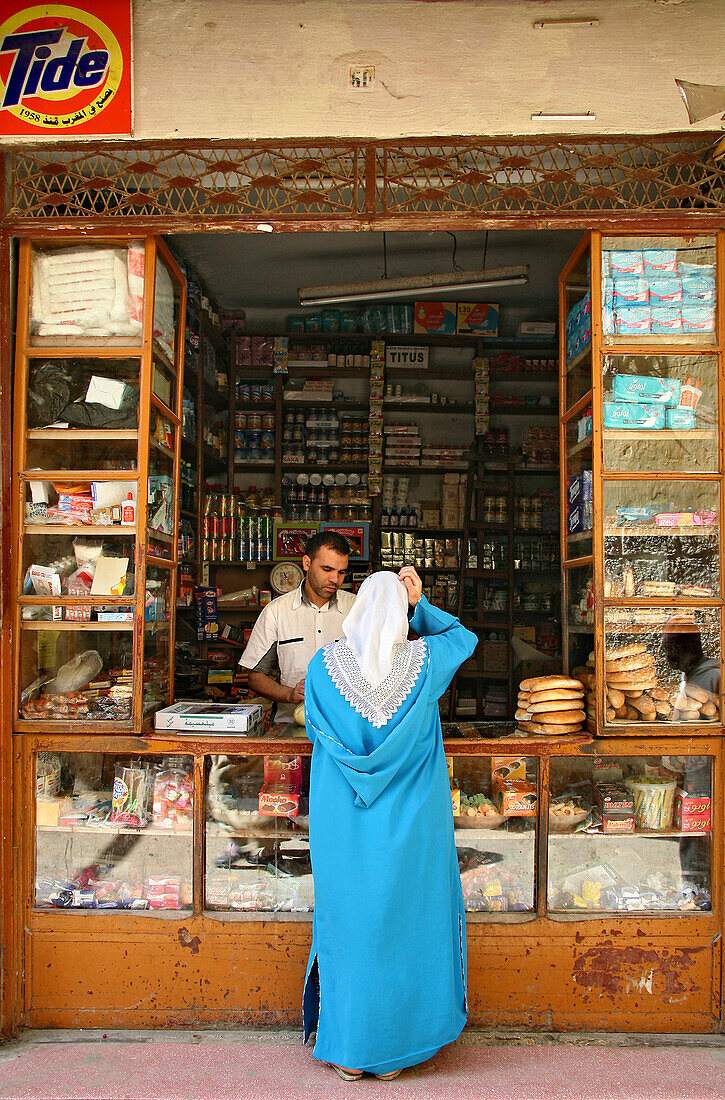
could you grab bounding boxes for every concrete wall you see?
[125,0,724,140]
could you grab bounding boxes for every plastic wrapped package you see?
[30,246,143,339]
[153,259,175,359]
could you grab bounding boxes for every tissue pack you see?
[612,375,681,406]
[603,401,666,430]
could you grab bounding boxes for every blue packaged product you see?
[681,274,715,304]
[642,249,677,275]
[616,506,658,525]
[648,276,682,304]
[678,261,715,277]
[612,375,681,406]
[602,401,666,430]
[615,306,651,335]
[322,310,340,332]
[666,407,695,430]
[567,501,593,534]
[609,250,644,275]
[651,307,683,335]
[339,310,359,332]
[304,313,322,333]
[681,303,715,332]
[568,470,593,506]
[613,277,649,305]
[286,315,305,332]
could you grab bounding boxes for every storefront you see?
[1,134,725,1034]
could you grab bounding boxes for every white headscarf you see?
[341,570,409,688]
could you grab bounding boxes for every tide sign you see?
[385,346,429,369]
[0,2,132,135]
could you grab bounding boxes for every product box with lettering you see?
[385,345,429,370]
[258,755,302,818]
[567,470,593,507]
[567,501,593,535]
[195,586,219,640]
[493,778,537,817]
[612,375,681,406]
[674,790,711,832]
[594,783,635,833]
[602,401,666,431]
[413,301,457,335]
[491,757,527,786]
[155,702,263,734]
[457,302,499,336]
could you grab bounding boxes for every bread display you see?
[515,675,587,734]
[580,645,721,725]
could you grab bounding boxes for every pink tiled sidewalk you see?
[1,1031,725,1100]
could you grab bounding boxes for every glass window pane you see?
[604,481,719,598]
[20,623,134,722]
[143,565,172,716]
[601,236,716,347]
[35,752,192,911]
[548,755,712,913]
[29,242,146,348]
[21,529,136,598]
[603,607,721,728]
[205,755,313,913]
[154,256,178,364]
[602,354,719,473]
[452,755,537,913]
[23,477,139,532]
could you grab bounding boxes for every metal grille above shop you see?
[4,133,725,224]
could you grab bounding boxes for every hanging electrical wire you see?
[447,231,462,271]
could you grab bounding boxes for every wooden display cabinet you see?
[20,729,723,1032]
[11,235,187,733]
[560,231,724,737]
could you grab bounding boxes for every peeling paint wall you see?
[116,0,724,141]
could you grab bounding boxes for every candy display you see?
[626,776,677,831]
[153,757,193,830]
[111,761,153,828]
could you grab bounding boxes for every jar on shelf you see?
[153,756,193,830]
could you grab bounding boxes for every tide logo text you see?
[0,26,109,108]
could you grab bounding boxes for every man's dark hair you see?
[304,530,350,560]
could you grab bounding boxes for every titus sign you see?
[0,2,132,135]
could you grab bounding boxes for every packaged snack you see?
[491,757,526,786]
[594,783,635,834]
[626,777,677,831]
[674,791,711,832]
[493,779,537,817]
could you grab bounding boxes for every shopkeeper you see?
[239,530,355,722]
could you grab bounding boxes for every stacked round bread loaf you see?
[515,675,587,734]
[574,646,721,724]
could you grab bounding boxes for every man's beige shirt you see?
[239,583,356,722]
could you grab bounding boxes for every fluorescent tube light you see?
[532,111,596,121]
[298,265,529,307]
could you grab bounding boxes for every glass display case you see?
[35,751,193,911]
[12,237,186,730]
[548,752,712,913]
[560,230,724,734]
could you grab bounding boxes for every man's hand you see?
[288,678,306,704]
[399,566,423,607]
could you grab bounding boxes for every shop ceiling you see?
[168,228,582,316]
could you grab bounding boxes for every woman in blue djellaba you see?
[302,565,477,1081]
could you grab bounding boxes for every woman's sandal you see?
[327,1063,364,1082]
[374,1071,403,1080]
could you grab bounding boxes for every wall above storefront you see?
[117,0,723,142]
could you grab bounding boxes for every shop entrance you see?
[2,133,725,1035]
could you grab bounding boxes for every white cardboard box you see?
[154,701,263,734]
